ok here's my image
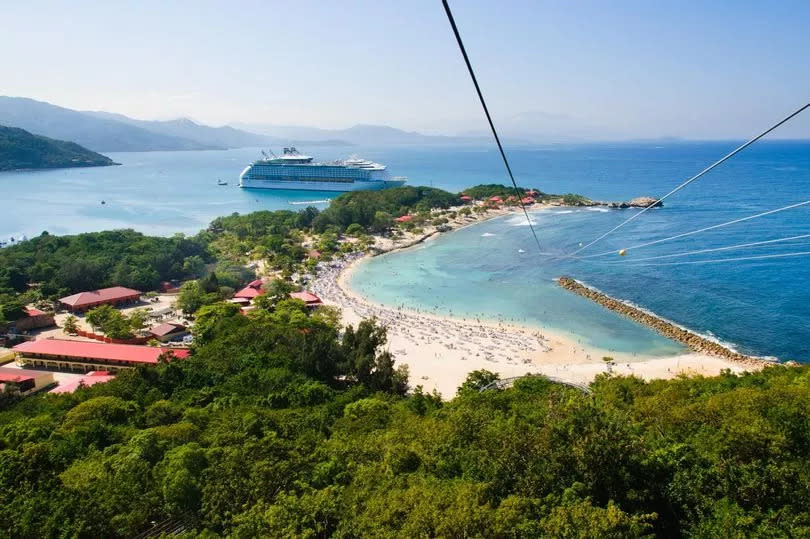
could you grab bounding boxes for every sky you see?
[2,0,809,139]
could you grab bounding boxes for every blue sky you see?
[2,0,809,139]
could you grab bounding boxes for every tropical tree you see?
[62,314,79,334]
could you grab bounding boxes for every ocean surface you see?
[2,141,809,360]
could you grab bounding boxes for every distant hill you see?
[233,122,528,146]
[0,97,354,152]
[0,124,116,171]
[83,112,276,149]
[0,97,220,152]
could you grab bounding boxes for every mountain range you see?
[0,97,535,153]
[231,122,528,146]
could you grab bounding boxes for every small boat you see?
[518,249,525,253]
[217,179,228,186]
[100,200,106,205]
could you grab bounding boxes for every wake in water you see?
[288,199,331,205]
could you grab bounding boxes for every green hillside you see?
[0,124,116,171]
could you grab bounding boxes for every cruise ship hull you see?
[239,179,406,191]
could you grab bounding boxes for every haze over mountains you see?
[0,97,533,153]
[232,122,529,146]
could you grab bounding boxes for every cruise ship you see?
[238,148,407,191]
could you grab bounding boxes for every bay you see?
[2,140,808,360]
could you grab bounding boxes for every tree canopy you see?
[1,306,809,538]
[0,229,210,298]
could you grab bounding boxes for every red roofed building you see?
[0,367,54,394]
[234,279,265,300]
[459,195,473,202]
[148,322,188,343]
[13,339,189,373]
[59,286,142,313]
[521,196,536,205]
[488,196,503,204]
[5,307,55,333]
[394,215,413,223]
[289,291,324,307]
[50,371,116,394]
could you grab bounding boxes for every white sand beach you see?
[310,252,758,398]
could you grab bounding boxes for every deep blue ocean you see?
[1,141,808,360]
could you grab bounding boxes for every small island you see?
[0,125,117,171]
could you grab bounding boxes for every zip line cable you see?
[613,250,810,267]
[566,101,810,259]
[441,0,544,254]
[593,233,810,264]
[580,199,810,259]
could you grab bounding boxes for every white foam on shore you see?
[481,232,496,237]
[587,207,610,212]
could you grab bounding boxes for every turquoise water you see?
[2,141,809,360]
[348,218,687,357]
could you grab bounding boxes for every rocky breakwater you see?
[558,195,664,209]
[608,196,663,209]
[557,276,770,367]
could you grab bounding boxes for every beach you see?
[310,244,761,398]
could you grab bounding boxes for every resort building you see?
[0,367,55,394]
[289,291,324,307]
[59,286,142,313]
[148,322,188,343]
[234,279,265,300]
[4,307,55,333]
[12,339,189,373]
[49,371,116,394]
[394,215,413,223]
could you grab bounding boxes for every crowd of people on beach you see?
[310,254,553,366]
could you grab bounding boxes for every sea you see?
[1,141,808,360]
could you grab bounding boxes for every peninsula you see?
[0,125,116,171]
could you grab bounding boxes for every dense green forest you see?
[462,184,544,199]
[0,229,210,297]
[0,295,807,536]
[0,125,116,171]
[310,186,459,232]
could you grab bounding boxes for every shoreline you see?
[310,234,761,397]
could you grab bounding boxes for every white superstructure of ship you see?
[239,147,407,191]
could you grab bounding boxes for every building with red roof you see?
[488,196,503,204]
[50,371,116,394]
[521,196,536,205]
[289,291,324,307]
[59,286,142,313]
[148,322,188,343]
[13,339,189,373]
[234,279,265,300]
[4,306,55,334]
[394,215,413,223]
[459,195,473,202]
[0,367,54,394]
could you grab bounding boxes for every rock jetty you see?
[557,276,768,367]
